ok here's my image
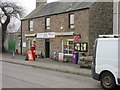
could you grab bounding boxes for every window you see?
[69,14,75,29]
[62,39,74,55]
[45,17,50,30]
[29,20,33,31]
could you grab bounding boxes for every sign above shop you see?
[55,32,74,36]
[37,32,55,38]
[37,32,74,38]
[25,34,36,37]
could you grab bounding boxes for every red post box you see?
[15,49,18,54]
[30,46,36,60]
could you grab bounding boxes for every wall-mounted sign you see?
[74,36,80,41]
[23,42,26,47]
[37,32,55,38]
[74,42,80,51]
[37,33,44,38]
[25,34,36,37]
[74,42,88,52]
[80,42,88,52]
[74,34,81,41]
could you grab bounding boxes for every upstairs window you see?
[29,20,33,31]
[45,17,50,30]
[69,14,75,29]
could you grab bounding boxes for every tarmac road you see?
[2,62,102,88]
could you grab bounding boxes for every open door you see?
[45,39,50,58]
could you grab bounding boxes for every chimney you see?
[36,0,47,8]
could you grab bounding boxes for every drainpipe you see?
[118,1,120,34]
[113,0,119,34]
[21,21,22,55]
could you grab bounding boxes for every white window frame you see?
[29,20,33,31]
[62,39,74,55]
[69,14,75,29]
[45,17,50,30]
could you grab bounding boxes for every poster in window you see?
[23,42,26,47]
[80,42,88,52]
[74,42,80,51]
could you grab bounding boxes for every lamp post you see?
[0,14,2,52]
[20,21,22,55]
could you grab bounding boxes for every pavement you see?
[0,53,92,77]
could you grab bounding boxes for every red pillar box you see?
[30,46,36,60]
[27,51,34,61]
[15,49,18,54]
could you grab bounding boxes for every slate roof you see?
[22,0,95,20]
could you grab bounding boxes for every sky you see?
[1,0,59,14]
[1,0,58,32]
[19,0,59,14]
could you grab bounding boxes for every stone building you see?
[21,1,113,59]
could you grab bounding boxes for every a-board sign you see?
[27,51,34,61]
[59,53,64,61]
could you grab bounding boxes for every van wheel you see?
[100,72,116,89]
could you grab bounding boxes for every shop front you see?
[36,32,88,60]
[24,32,89,61]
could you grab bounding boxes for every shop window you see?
[62,39,74,55]
[45,17,50,30]
[29,20,33,31]
[69,14,75,29]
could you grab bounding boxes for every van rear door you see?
[92,39,99,81]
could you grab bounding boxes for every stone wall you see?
[89,2,113,55]
[22,9,90,57]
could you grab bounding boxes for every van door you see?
[92,39,99,80]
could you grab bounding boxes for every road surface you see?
[2,62,102,88]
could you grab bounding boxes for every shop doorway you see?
[45,39,50,58]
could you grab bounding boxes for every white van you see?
[92,35,119,89]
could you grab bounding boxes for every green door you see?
[45,39,50,58]
[8,40,16,52]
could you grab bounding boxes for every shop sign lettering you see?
[37,32,55,38]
